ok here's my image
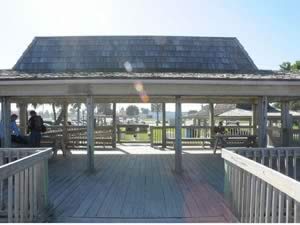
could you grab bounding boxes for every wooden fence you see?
[117,124,150,143]
[0,148,52,222]
[268,127,300,147]
[222,147,300,223]
[42,125,113,150]
[150,125,254,146]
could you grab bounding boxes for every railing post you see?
[19,103,28,136]
[1,97,11,147]
[281,101,291,147]
[175,96,182,173]
[150,127,154,147]
[86,96,95,172]
[224,161,232,204]
[257,96,268,147]
[162,102,167,148]
[252,103,257,135]
[209,103,214,146]
[112,103,117,148]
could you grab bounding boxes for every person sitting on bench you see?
[10,114,28,145]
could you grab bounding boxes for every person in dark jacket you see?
[27,110,44,147]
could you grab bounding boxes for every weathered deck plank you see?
[48,147,236,222]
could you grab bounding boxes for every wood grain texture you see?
[47,148,236,222]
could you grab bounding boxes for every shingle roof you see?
[186,103,280,119]
[13,36,258,73]
[1,70,300,81]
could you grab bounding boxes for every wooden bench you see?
[213,134,257,153]
[166,137,214,149]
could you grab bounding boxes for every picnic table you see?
[213,133,257,154]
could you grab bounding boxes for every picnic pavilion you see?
[0,36,300,222]
[1,35,300,171]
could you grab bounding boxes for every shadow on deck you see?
[47,145,236,223]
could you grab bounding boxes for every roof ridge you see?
[34,35,237,39]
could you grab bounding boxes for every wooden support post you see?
[77,104,81,125]
[1,97,11,147]
[19,103,27,136]
[209,103,214,137]
[62,103,68,145]
[252,104,257,135]
[162,102,166,148]
[257,96,268,147]
[112,103,117,148]
[281,101,291,147]
[175,96,182,173]
[87,96,95,172]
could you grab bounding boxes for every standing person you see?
[27,110,45,147]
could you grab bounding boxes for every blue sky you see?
[0,0,299,70]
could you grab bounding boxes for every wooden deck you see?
[47,145,237,222]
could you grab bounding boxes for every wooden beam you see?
[281,101,292,146]
[175,96,182,173]
[3,79,300,98]
[1,97,11,147]
[112,103,117,148]
[19,103,27,136]
[162,102,167,148]
[86,96,95,172]
[257,96,268,147]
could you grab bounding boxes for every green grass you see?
[122,133,150,142]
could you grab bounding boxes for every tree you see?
[280,62,292,71]
[96,103,112,115]
[126,105,139,117]
[141,108,150,115]
[291,61,300,71]
[151,103,162,126]
[279,61,300,72]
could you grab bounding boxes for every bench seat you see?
[166,137,214,148]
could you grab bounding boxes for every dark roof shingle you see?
[13,36,258,73]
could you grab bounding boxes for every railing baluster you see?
[295,201,300,223]
[271,188,278,223]
[14,172,20,222]
[29,166,34,221]
[245,172,251,222]
[285,150,292,222]
[8,176,13,223]
[278,191,284,222]
[240,170,246,222]
[24,168,29,222]
[20,170,25,222]
[259,180,266,223]
[254,178,260,222]
[33,165,38,219]
[249,175,255,223]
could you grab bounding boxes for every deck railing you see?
[43,125,113,149]
[222,147,300,223]
[117,124,150,143]
[150,125,254,146]
[0,148,52,222]
[267,127,300,147]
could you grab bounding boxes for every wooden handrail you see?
[222,148,300,202]
[0,148,52,181]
